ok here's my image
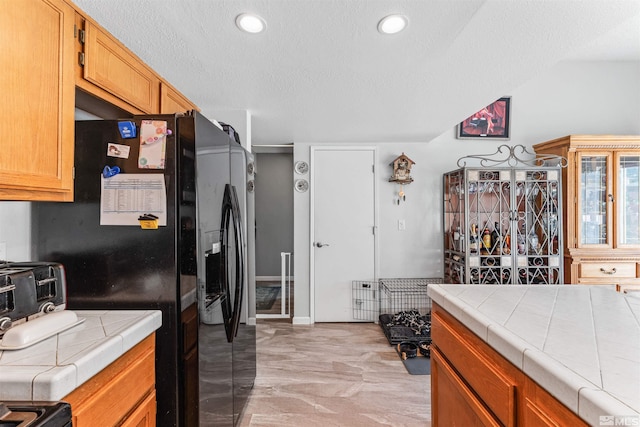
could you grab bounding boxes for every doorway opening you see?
[253,147,294,321]
[256,252,293,319]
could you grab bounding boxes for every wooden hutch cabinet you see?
[534,135,640,285]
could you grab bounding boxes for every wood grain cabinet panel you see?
[121,390,157,427]
[0,0,75,201]
[64,334,156,427]
[160,82,198,114]
[580,262,636,278]
[431,348,502,427]
[522,376,588,427]
[181,303,199,426]
[80,20,160,114]
[431,310,518,426]
[431,303,587,426]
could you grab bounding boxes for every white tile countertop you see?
[0,310,162,401]
[427,284,640,426]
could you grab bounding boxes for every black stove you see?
[0,401,71,427]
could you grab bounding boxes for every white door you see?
[311,147,376,322]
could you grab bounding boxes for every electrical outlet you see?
[0,242,6,261]
[398,219,406,231]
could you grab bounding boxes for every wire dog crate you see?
[352,280,378,321]
[378,278,442,344]
[352,277,443,344]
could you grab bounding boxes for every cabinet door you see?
[0,0,75,201]
[576,152,613,248]
[615,153,640,248]
[121,391,156,427]
[521,377,588,426]
[181,304,199,427]
[160,83,197,114]
[466,169,514,285]
[81,20,160,113]
[431,348,502,427]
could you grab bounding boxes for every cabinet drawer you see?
[432,310,518,426]
[579,262,636,278]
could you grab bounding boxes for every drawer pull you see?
[600,267,617,275]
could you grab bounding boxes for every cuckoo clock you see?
[389,153,415,183]
[389,153,415,204]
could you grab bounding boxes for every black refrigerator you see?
[33,111,256,427]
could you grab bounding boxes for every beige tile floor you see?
[239,320,431,427]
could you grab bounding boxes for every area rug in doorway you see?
[256,286,281,310]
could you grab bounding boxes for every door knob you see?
[314,242,329,248]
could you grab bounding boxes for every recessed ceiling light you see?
[236,13,266,34]
[378,14,408,34]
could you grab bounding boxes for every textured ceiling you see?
[73,0,640,146]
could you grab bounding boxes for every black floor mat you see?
[395,347,431,375]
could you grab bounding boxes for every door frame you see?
[309,145,379,323]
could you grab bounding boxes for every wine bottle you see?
[503,228,511,254]
[469,224,478,254]
[482,228,491,254]
[491,222,500,254]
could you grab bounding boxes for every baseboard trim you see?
[247,316,256,326]
[292,316,312,325]
[256,314,290,319]
[256,275,293,282]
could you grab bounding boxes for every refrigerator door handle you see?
[229,185,245,340]
[220,185,234,342]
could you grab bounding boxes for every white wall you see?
[293,60,640,323]
[0,202,31,261]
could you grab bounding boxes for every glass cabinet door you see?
[617,153,640,247]
[577,153,612,247]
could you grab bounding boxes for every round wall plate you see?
[294,161,309,175]
[247,162,255,176]
[247,180,255,193]
[294,179,309,192]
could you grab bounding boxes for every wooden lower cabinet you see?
[522,376,587,427]
[431,304,587,426]
[432,348,501,426]
[63,333,156,427]
[121,390,157,427]
[181,303,199,426]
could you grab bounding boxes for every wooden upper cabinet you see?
[0,0,198,201]
[75,15,160,114]
[0,0,75,201]
[161,82,198,114]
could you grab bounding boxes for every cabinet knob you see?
[600,267,617,275]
